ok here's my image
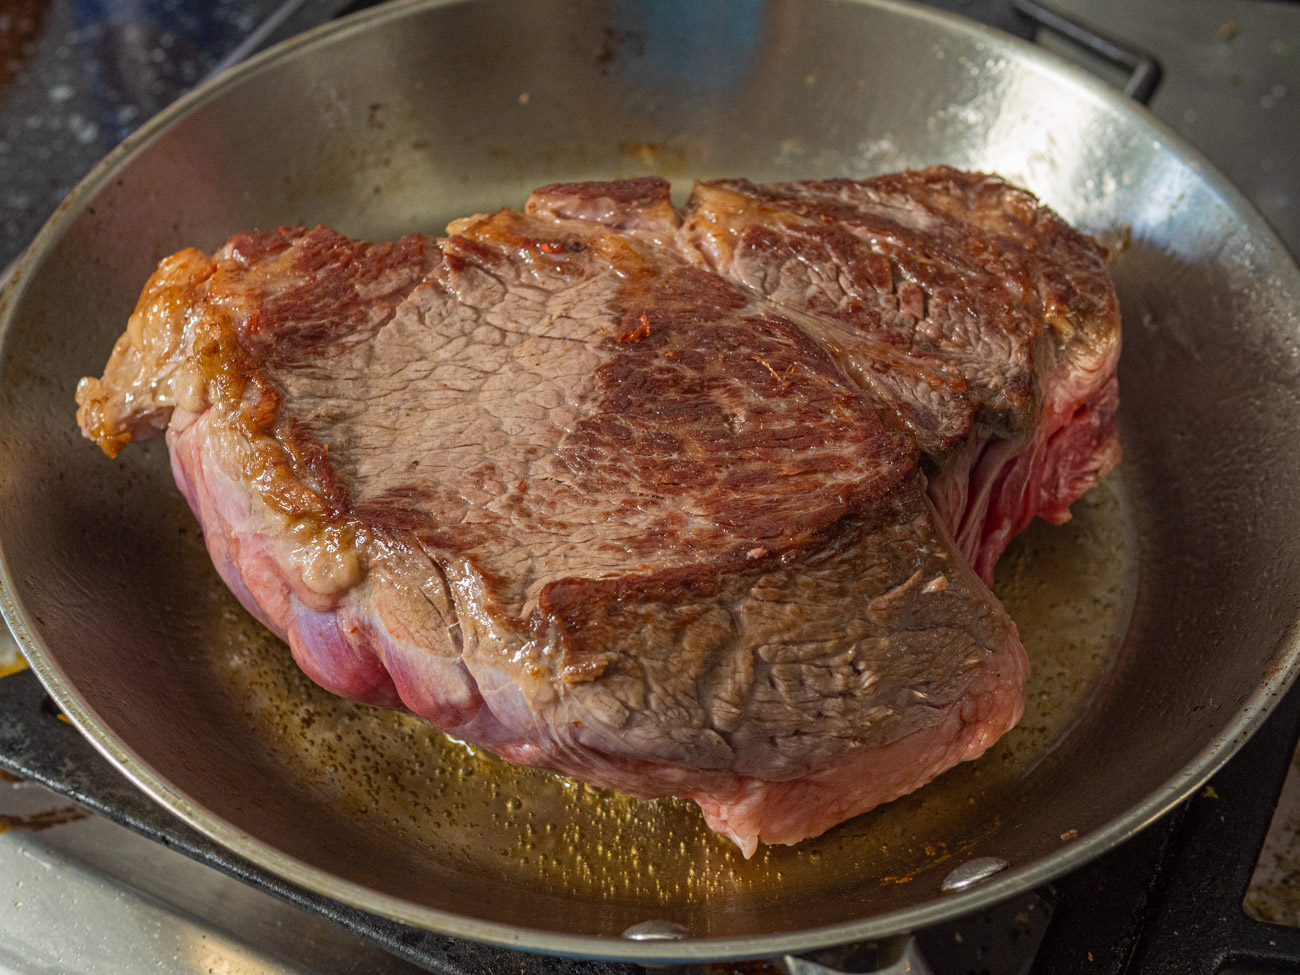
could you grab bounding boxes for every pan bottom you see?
[191,468,1135,905]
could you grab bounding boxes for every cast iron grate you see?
[6,662,1300,975]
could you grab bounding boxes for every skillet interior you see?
[2,0,1300,960]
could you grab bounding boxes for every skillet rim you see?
[1,0,1298,961]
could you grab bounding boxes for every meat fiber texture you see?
[76,168,1120,855]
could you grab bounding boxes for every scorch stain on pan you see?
[196,473,1134,902]
[0,806,89,835]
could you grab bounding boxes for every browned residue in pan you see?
[618,141,688,176]
[0,806,89,836]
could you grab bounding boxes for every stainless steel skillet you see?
[2,0,1300,963]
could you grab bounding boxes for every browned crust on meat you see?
[531,176,672,211]
[681,166,1119,458]
[526,176,681,234]
[76,171,1106,703]
[868,167,1118,361]
[77,226,439,527]
[79,209,929,678]
[211,229,438,520]
[76,248,218,457]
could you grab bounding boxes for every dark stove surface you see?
[1,2,1299,974]
[0,0,280,272]
[0,0,1039,274]
[9,655,1300,975]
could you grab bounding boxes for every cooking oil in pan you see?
[991,473,1136,764]
[208,473,1134,902]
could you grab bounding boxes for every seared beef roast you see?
[76,168,1119,854]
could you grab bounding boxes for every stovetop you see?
[0,2,1298,974]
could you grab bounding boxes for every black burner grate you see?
[0,668,637,975]
[8,663,1300,974]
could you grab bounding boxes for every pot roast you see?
[75,167,1120,855]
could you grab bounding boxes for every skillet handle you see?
[780,935,934,975]
[1012,0,1162,105]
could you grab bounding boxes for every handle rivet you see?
[621,920,692,941]
[942,856,1010,891]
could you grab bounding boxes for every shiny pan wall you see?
[0,0,1298,963]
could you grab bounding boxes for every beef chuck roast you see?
[678,171,1121,580]
[76,168,1118,854]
